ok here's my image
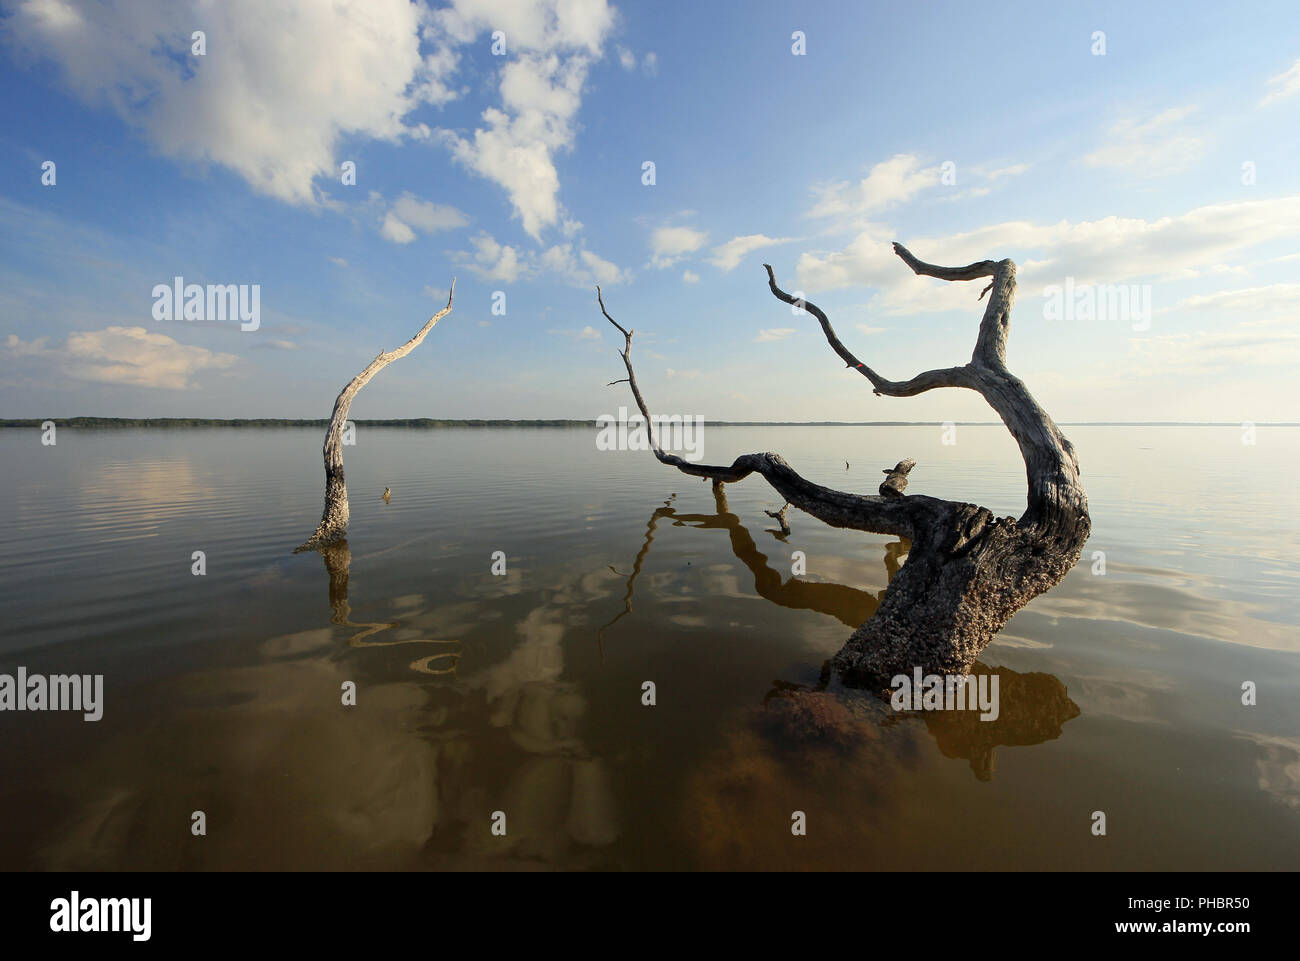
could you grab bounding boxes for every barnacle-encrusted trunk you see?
[295,281,454,553]
[596,243,1089,687]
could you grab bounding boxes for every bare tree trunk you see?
[295,281,454,553]
[596,243,1090,688]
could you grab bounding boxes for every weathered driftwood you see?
[296,281,454,552]
[764,501,792,535]
[878,458,916,498]
[596,243,1090,687]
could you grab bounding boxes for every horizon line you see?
[2,417,1294,428]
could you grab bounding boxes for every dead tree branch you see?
[296,280,454,552]
[597,242,1090,686]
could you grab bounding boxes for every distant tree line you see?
[0,418,1266,429]
[0,417,596,428]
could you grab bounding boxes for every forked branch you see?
[596,285,924,539]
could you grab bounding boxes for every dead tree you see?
[596,243,1089,687]
[296,281,454,552]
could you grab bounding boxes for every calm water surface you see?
[1,425,1297,870]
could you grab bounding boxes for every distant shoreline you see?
[2,418,1294,429]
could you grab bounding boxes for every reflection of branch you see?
[599,485,903,640]
[597,495,676,660]
[318,540,461,675]
[603,494,1080,780]
[918,665,1081,781]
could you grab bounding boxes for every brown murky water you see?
[1,425,1297,870]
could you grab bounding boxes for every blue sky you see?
[1,0,1298,422]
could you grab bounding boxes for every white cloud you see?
[548,325,602,342]
[540,243,629,286]
[432,0,613,54]
[682,270,700,284]
[615,46,656,75]
[1172,283,1300,319]
[856,324,888,335]
[666,368,699,379]
[437,1,616,239]
[809,154,940,218]
[459,232,629,287]
[1124,321,1300,377]
[650,226,707,268]
[463,232,525,283]
[1083,106,1204,174]
[5,0,619,234]
[709,234,793,271]
[380,217,417,244]
[5,327,237,389]
[380,192,469,243]
[795,196,1300,316]
[985,163,1030,181]
[754,328,797,343]
[1261,58,1300,106]
[329,257,349,267]
[4,0,450,205]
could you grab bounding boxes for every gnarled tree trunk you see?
[596,243,1089,688]
[296,280,454,553]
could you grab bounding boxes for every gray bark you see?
[596,243,1090,688]
[296,281,454,552]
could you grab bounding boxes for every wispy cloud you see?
[808,154,940,218]
[547,325,602,342]
[456,232,628,287]
[380,193,469,244]
[710,234,793,271]
[1083,106,1204,174]
[1261,58,1300,106]
[5,327,238,389]
[650,226,707,268]
[796,196,1300,316]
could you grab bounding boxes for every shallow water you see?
[0,424,1297,870]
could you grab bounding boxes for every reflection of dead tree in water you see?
[600,485,1079,777]
[596,242,1089,686]
[317,540,461,675]
[597,494,678,660]
[296,282,454,552]
[599,484,904,656]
